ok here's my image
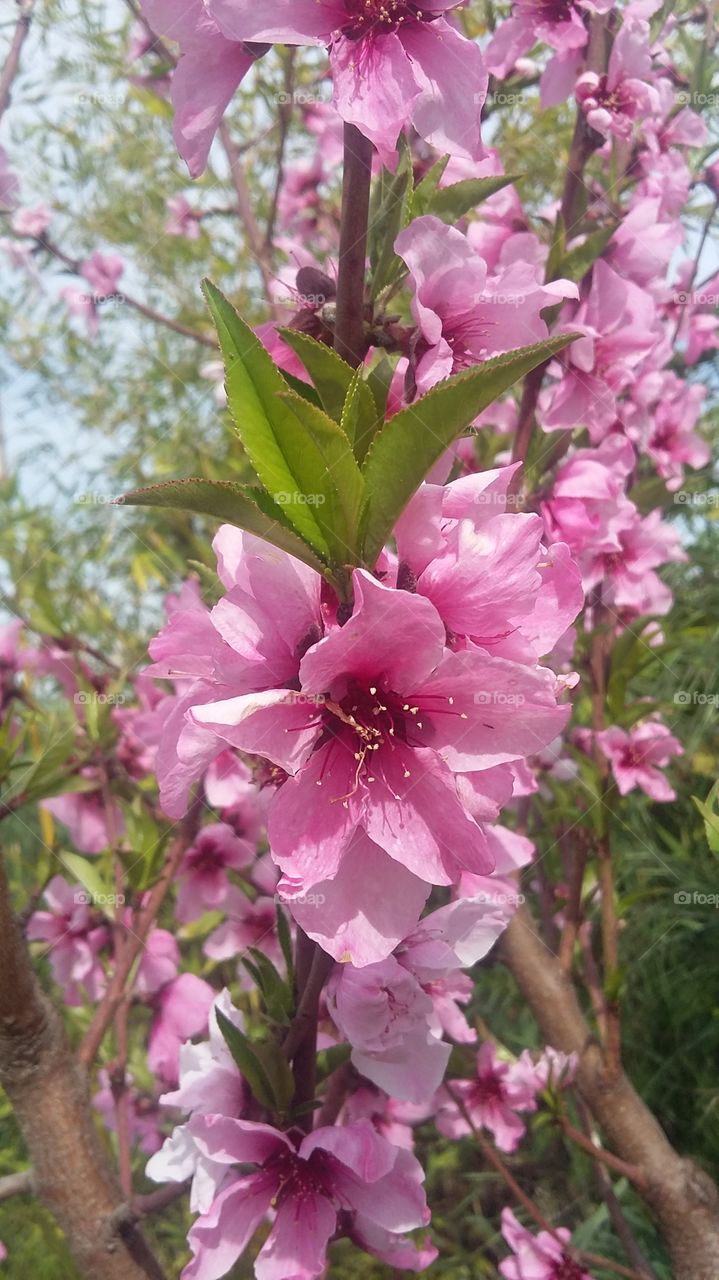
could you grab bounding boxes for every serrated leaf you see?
[410,155,450,218]
[277,391,366,563]
[119,478,328,576]
[426,174,519,224]
[278,329,376,433]
[340,367,380,465]
[369,146,413,297]
[244,947,293,1022]
[202,281,332,556]
[215,1009,278,1111]
[361,333,579,564]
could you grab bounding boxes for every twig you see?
[79,798,202,1066]
[444,1082,644,1280]
[264,50,295,251]
[501,904,719,1279]
[559,1117,646,1187]
[0,1169,33,1200]
[334,124,373,367]
[218,121,281,317]
[0,0,34,125]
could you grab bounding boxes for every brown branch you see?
[559,1117,646,1186]
[501,904,719,1279]
[0,852,166,1280]
[218,121,281,317]
[510,10,610,473]
[0,0,34,126]
[334,124,373,367]
[444,1082,644,1280]
[0,1169,33,1200]
[79,799,202,1067]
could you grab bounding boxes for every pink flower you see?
[500,1208,592,1280]
[26,876,110,1006]
[140,0,262,176]
[42,786,121,854]
[183,1115,433,1280]
[148,972,216,1083]
[326,897,511,1099]
[575,18,658,141]
[437,1042,544,1152]
[621,370,708,490]
[193,567,570,947]
[94,1069,163,1155]
[10,203,52,237]
[165,193,202,238]
[394,466,583,661]
[204,887,284,979]
[395,215,577,394]
[176,822,255,923]
[207,0,487,168]
[80,250,124,295]
[541,261,658,437]
[596,720,683,801]
[148,989,251,1213]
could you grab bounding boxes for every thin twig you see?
[0,0,34,125]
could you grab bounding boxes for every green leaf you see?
[425,174,519,225]
[252,1040,295,1113]
[277,330,362,424]
[276,906,294,985]
[554,223,618,285]
[693,782,719,855]
[202,280,333,556]
[58,852,117,915]
[361,333,579,564]
[409,155,450,218]
[243,947,293,1023]
[340,367,380,466]
[119,478,329,576]
[215,1009,279,1111]
[368,146,414,297]
[277,390,367,563]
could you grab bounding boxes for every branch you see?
[218,121,281,317]
[0,851,166,1280]
[79,798,202,1066]
[334,124,373,367]
[0,0,34,126]
[0,1169,33,1200]
[501,905,719,1279]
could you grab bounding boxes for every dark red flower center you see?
[553,1258,588,1280]
[187,836,226,875]
[266,1146,335,1207]
[341,0,438,39]
[469,1068,506,1106]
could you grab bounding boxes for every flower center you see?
[553,1258,588,1280]
[266,1146,334,1207]
[319,680,414,798]
[341,0,436,39]
[187,838,226,875]
[517,0,574,24]
[470,1068,506,1106]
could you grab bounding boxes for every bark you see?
[502,905,719,1280]
[0,855,166,1280]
